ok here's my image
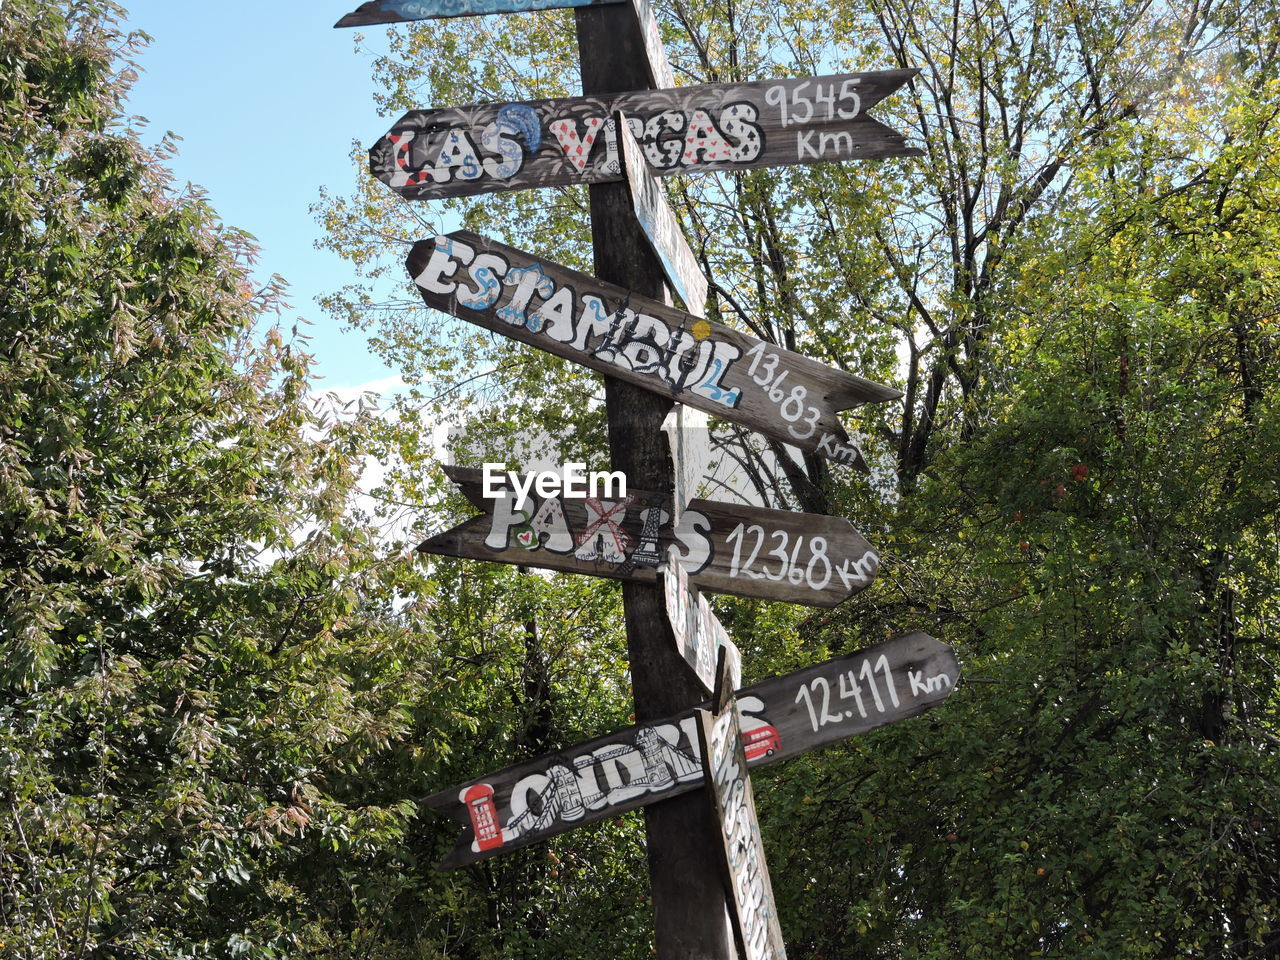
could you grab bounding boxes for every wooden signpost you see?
[342,0,936,953]
[420,465,883,606]
[698,697,787,960]
[617,111,707,315]
[336,0,623,27]
[663,553,741,694]
[424,631,957,868]
[408,232,899,469]
[574,5,733,953]
[370,70,920,201]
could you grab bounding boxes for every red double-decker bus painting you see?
[462,783,504,851]
[742,725,780,762]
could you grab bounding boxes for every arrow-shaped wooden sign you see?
[336,0,623,27]
[424,631,957,868]
[339,0,674,91]
[371,70,920,201]
[617,111,707,316]
[419,465,882,606]
[408,232,899,468]
[698,700,788,960]
[663,554,741,693]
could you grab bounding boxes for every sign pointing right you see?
[420,465,882,607]
[422,631,958,868]
[408,232,901,470]
[371,71,920,201]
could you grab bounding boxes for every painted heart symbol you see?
[516,529,537,548]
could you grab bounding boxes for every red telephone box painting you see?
[462,783,504,852]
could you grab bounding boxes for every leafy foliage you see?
[312,0,1280,957]
[4,0,1279,958]
[0,3,417,956]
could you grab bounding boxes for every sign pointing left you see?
[371,70,919,201]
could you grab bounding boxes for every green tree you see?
[762,15,1280,956]
[0,3,420,956]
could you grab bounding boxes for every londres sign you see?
[424,632,957,868]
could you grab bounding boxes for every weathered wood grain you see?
[575,3,732,952]
[663,555,741,694]
[423,631,958,868]
[335,0,622,27]
[370,70,920,200]
[661,404,717,525]
[419,465,883,606]
[407,232,900,468]
[618,111,707,315]
[698,703,788,960]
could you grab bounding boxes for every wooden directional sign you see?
[338,0,673,89]
[661,404,717,525]
[336,0,622,27]
[618,112,707,316]
[663,553,741,694]
[423,631,957,868]
[408,232,899,468]
[698,700,787,960]
[419,465,882,606]
[621,0,675,97]
[371,70,920,201]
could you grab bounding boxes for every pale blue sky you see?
[121,1,400,391]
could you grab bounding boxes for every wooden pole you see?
[574,6,736,959]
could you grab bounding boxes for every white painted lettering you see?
[570,295,620,355]
[909,670,952,697]
[457,251,508,311]
[820,130,854,155]
[673,508,712,573]
[506,772,555,837]
[414,235,473,294]
[642,110,685,169]
[594,744,648,804]
[719,102,764,162]
[562,462,586,497]
[481,462,508,500]
[528,498,573,553]
[483,491,526,551]
[615,311,673,374]
[497,263,555,329]
[685,338,743,407]
[796,129,819,159]
[530,284,577,342]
